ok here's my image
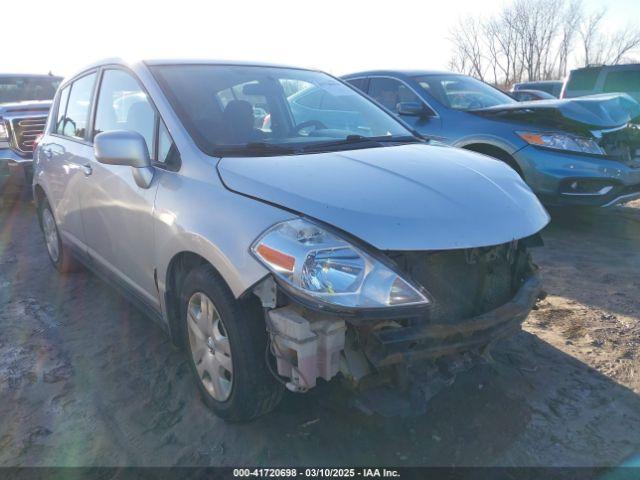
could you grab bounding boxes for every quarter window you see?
[54,86,71,135]
[368,78,421,114]
[61,73,96,139]
[157,120,179,168]
[94,69,156,157]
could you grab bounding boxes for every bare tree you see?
[555,0,583,77]
[600,26,640,65]
[449,17,487,81]
[449,0,640,87]
[580,9,608,65]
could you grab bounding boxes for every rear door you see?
[79,67,178,310]
[39,72,97,255]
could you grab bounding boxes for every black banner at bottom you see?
[0,467,638,480]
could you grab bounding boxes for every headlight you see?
[251,218,429,309]
[517,131,605,155]
[0,121,8,142]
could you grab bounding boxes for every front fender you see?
[153,170,295,317]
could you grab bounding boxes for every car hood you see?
[217,144,549,251]
[0,100,52,116]
[472,93,640,130]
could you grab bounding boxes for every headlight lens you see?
[517,131,605,155]
[252,218,429,309]
[0,121,8,142]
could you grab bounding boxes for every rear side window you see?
[565,68,601,92]
[54,86,71,135]
[603,70,640,93]
[94,69,156,157]
[60,73,97,139]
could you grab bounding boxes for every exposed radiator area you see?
[387,242,532,324]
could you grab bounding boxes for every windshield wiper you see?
[213,142,299,156]
[299,134,422,153]
[376,135,425,144]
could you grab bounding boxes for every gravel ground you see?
[1,198,640,467]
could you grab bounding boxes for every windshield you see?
[0,76,62,104]
[413,74,515,110]
[151,65,415,156]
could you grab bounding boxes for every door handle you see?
[82,164,93,176]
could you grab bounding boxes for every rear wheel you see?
[39,199,80,273]
[180,264,283,421]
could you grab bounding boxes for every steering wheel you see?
[294,120,327,135]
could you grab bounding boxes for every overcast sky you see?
[3,0,639,78]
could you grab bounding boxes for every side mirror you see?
[397,102,430,117]
[94,131,154,189]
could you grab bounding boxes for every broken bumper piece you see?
[365,274,542,367]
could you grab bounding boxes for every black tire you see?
[38,199,81,273]
[180,264,284,421]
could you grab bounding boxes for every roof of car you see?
[342,69,455,78]
[144,58,309,69]
[74,57,313,72]
[570,63,640,72]
[63,57,319,83]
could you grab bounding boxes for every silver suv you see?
[34,59,549,421]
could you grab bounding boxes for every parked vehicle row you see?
[2,56,638,422]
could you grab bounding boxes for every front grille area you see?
[10,116,47,153]
[388,242,533,324]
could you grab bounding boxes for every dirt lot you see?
[1,198,640,467]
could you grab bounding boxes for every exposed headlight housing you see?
[0,121,8,142]
[251,218,429,310]
[517,131,605,155]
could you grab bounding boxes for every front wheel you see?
[180,265,283,421]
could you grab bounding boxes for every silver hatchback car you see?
[34,59,549,421]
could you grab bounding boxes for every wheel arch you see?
[461,142,524,177]
[165,251,215,346]
[33,184,46,207]
[162,249,264,347]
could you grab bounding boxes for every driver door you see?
[79,68,163,310]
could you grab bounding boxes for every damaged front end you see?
[252,228,543,407]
